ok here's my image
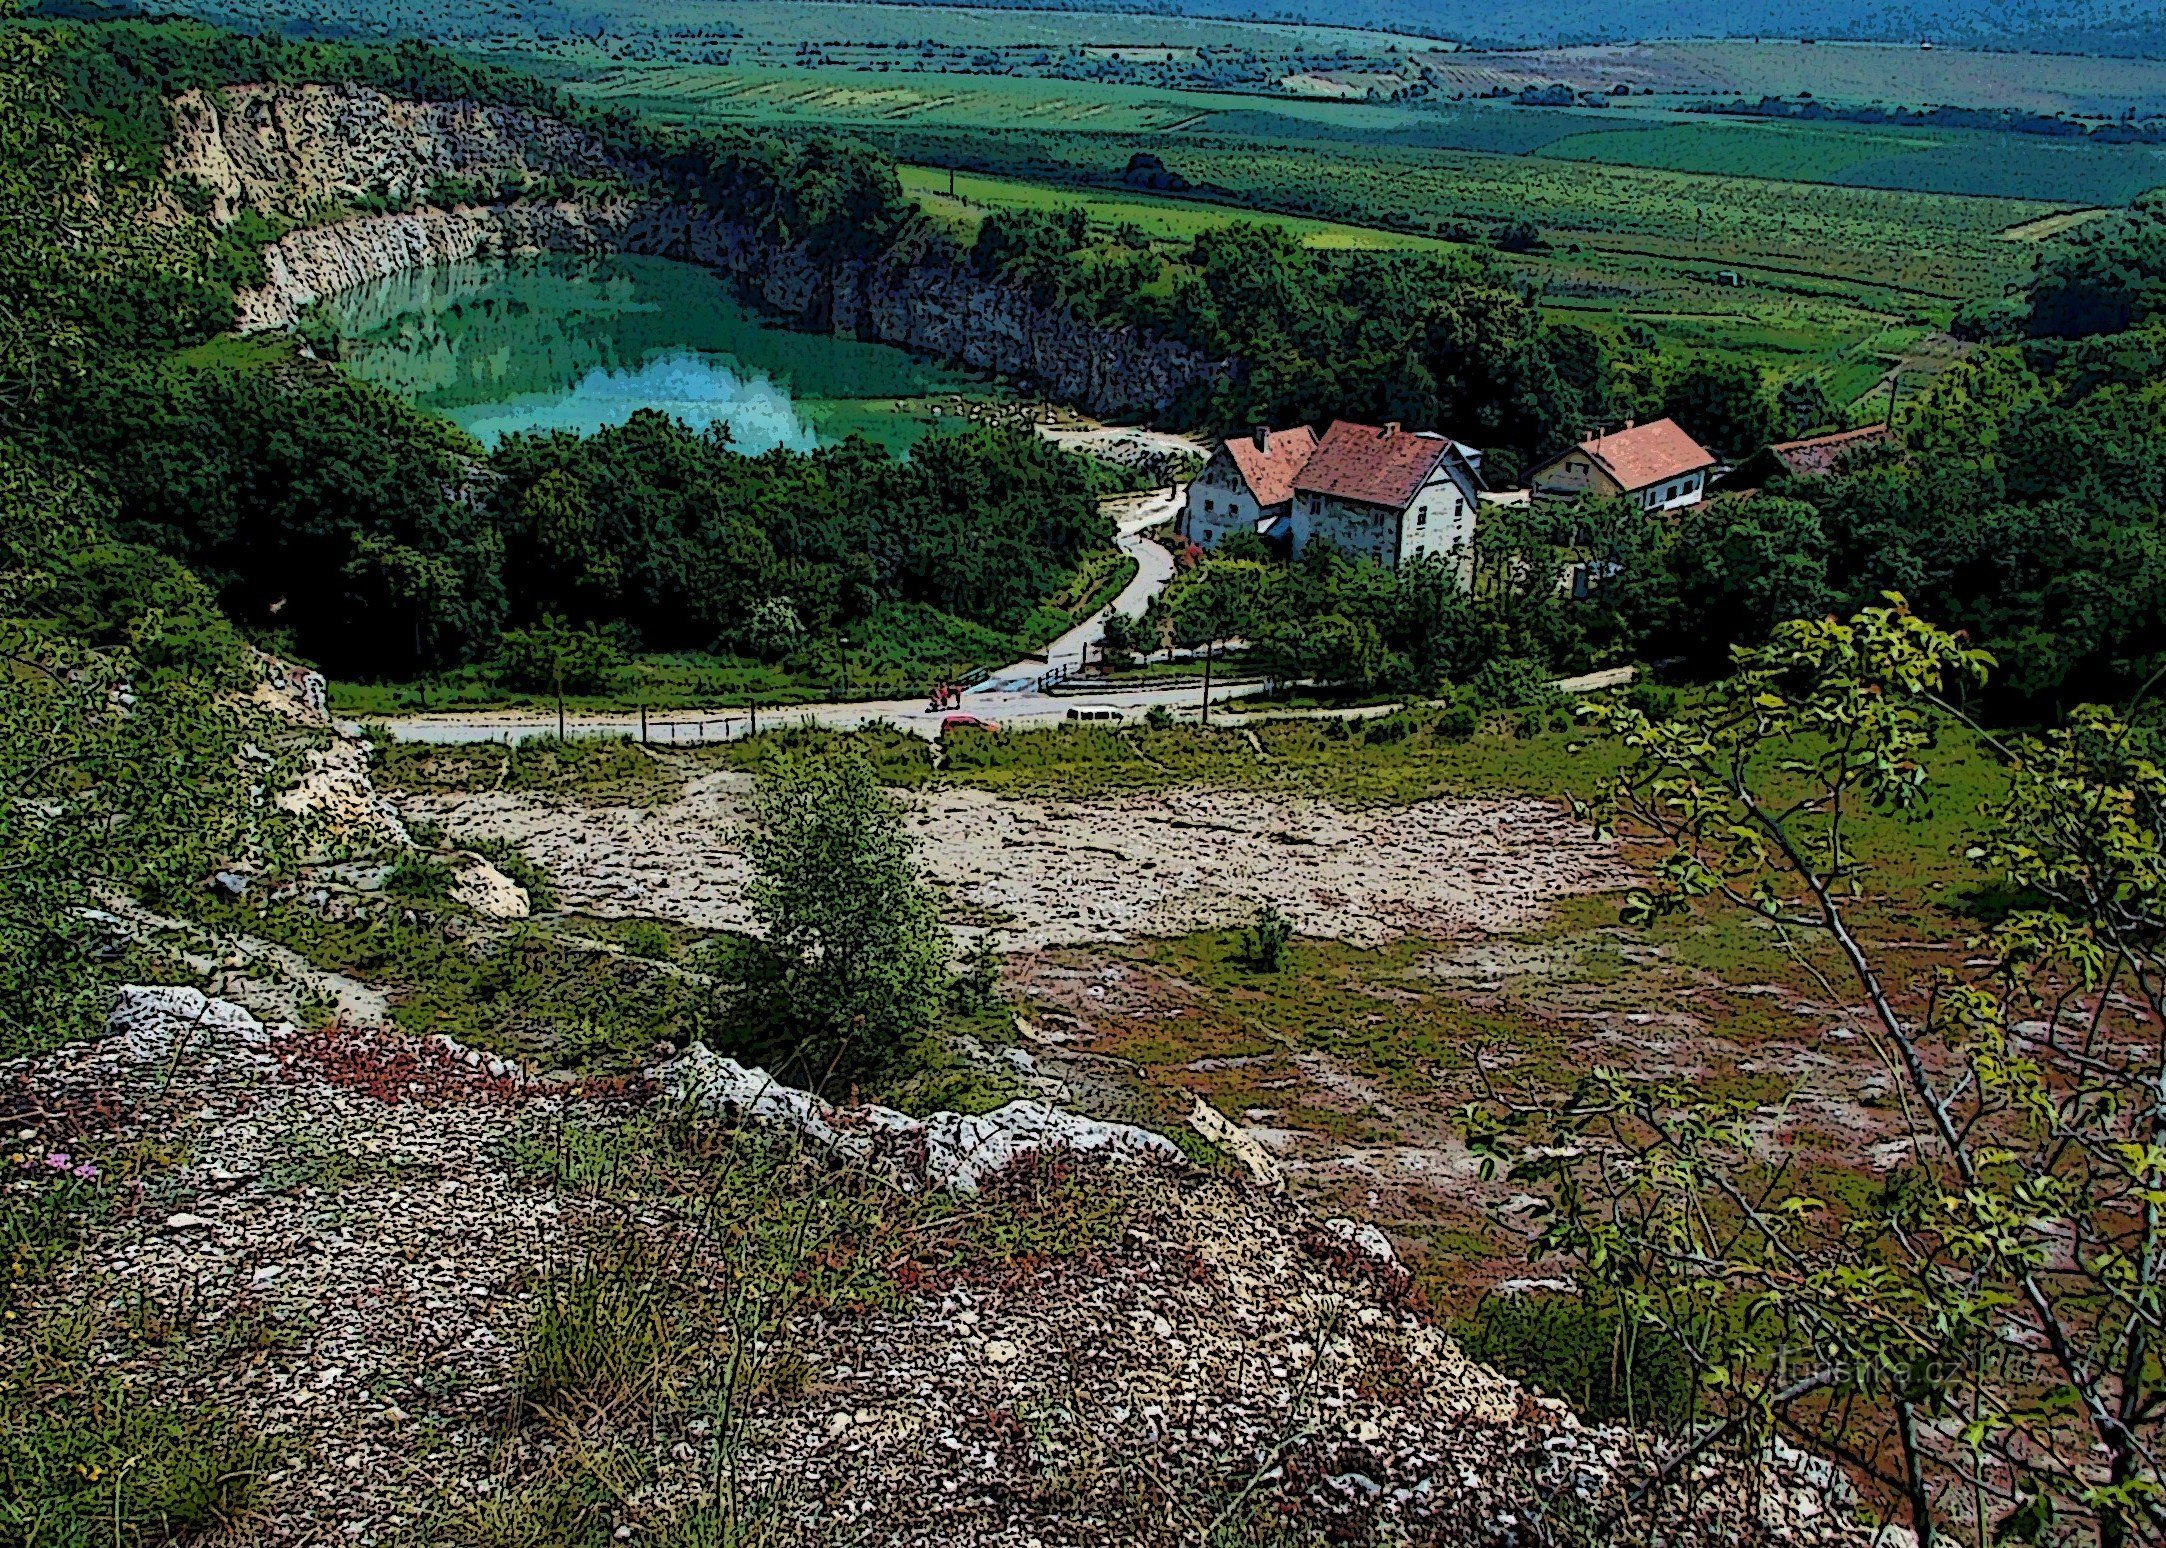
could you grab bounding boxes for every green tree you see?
[0,448,260,1055]
[734,755,946,1074]
[1473,598,2166,1546]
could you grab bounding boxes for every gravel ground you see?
[405,771,1628,951]
[3,991,1869,1546]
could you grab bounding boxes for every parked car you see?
[1065,704,1123,723]
[941,713,1000,736]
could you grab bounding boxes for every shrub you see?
[1626,680,1680,722]
[1241,904,1294,972]
[1467,656,1559,711]
[949,934,1003,1014]
[495,617,628,696]
[1456,1291,1695,1431]
[385,854,457,902]
[732,754,947,1074]
[1432,698,1480,741]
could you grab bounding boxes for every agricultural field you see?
[897,164,1462,252]
[1419,38,2166,117]
[1532,116,2166,204]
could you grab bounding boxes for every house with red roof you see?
[1288,420,1483,582]
[1179,425,1319,551]
[1529,418,1717,511]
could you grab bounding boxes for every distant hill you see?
[867,0,2166,56]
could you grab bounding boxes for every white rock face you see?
[163,83,1230,416]
[450,855,531,920]
[107,986,272,1064]
[660,1044,1183,1193]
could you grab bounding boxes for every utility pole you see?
[1200,635,1214,727]
[839,635,852,700]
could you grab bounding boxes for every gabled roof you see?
[1769,424,1890,480]
[1220,425,1318,508]
[1557,418,1717,493]
[1293,421,1474,511]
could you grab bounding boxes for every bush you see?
[1432,698,1480,742]
[1456,1291,1696,1431]
[1241,903,1294,972]
[1626,680,1681,722]
[731,754,947,1074]
[494,617,628,696]
[1467,656,1559,711]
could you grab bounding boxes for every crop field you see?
[897,164,1462,252]
[1533,117,2166,205]
[1419,39,2166,118]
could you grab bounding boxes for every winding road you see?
[357,486,1239,748]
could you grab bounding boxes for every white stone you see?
[659,1044,1182,1193]
[108,986,269,1064]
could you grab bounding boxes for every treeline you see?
[1693,94,2166,142]
[42,350,1107,675]
[960,211,1830,464]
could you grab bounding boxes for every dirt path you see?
[403,771,1628,951]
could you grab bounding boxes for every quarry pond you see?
[310,252,995,453]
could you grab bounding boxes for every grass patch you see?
[192,897,712,1074]
[0,1388,270,1545]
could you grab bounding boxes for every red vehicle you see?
[940,713,999,737]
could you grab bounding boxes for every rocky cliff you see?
[169,83,1229,419]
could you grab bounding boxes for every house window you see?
[1203,498,1215,513]
[1417,506,1428,528]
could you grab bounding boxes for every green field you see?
[541,53,2050,399]
[1422,39,2166,118]
[898,164,1461,251]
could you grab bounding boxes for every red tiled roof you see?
[1293,421,1456,510]
[1770,424,1890,479]
[1221,425,1318,508]
[1579,419,1716,492]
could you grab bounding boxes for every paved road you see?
[361,486,1229,748]
[973,486,1179,694]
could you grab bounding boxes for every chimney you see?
[1253,425,1270,452]
[1624,417,1636,431]
[1382,421,1401,439]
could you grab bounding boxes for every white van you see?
[1065,704,1123,724]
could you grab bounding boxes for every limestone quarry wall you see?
[168,83,1229,418]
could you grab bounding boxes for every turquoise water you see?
[311,253,992,453]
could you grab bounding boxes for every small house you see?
[1179,425,1318,551]
[1288,420,1483,581]
[1530,418,1717,512]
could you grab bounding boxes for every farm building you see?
[1179,425,1318,551]
[1530,418,1717,511]
[1288,420,1483,582]
[1720,424,1893,490]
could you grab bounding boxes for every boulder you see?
[450,854,531,919]
[659,1044,1183,1193]
[107,985,271,1064]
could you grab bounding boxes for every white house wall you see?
[1181,453,1266,549]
